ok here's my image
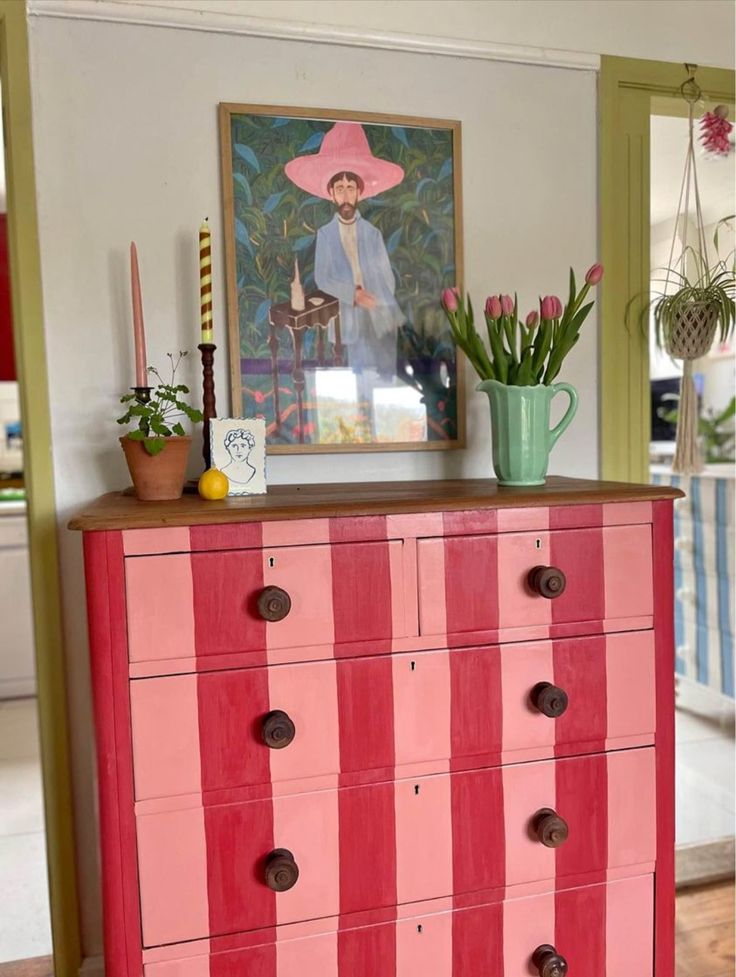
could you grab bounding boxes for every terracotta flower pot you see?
[120,435,192,501]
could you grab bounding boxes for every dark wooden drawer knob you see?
[257,585,292,622]
[532,944,568,977]
[528,565,567,599]
[261,710,296,749]
[534,808,569,848]
[264,848,299,891]
[531,682,569,718]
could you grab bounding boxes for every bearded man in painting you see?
[285,122,406,376]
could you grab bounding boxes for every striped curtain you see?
[652,472,735,698]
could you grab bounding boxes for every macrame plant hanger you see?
[666,64,717,474]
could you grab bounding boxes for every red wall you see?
[0,213,16,381]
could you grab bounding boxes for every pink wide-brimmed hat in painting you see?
[284,121,405,200]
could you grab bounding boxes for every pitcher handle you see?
[548,383,578,450]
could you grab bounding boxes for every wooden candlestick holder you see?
[198,343,217,470]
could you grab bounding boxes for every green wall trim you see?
[0,2,82,975]
[599,56,735,483]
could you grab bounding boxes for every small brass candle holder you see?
[131,386,152,404]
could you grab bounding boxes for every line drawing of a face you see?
[222,428,257,485]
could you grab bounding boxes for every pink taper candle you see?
[130,242,147,386]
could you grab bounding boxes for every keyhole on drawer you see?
[535,538,542,549]
[417,925,423,934]
[414,784,420,795]
[268,557,275,568]
[410,661,416,672]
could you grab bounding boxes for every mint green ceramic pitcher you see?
[477,379,578,486]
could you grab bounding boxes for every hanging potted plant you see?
[117,352,203,501]
[642,229,734,475]
[440,263,603,486]
[648,224,735,361]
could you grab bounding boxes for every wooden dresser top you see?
[68,476,683,532]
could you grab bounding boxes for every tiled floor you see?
[676,705,735,847]
[0,699,52,964]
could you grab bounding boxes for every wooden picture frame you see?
[219,103,465,454]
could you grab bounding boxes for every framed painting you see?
[219,104,464,453]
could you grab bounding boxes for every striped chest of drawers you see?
[71,477,681,977]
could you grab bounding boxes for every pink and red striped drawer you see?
[124,523,653,670]
[418,524,653,637]
[135,748,655,947]
[124,538,408,666]
[130,631,655,801]
[141,874,653,977]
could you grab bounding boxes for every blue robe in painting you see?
[314,212,405,376]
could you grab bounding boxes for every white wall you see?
[650,108,736,405]
[31,0,736,69]
[225,0,733,66]
[28,3,605,964]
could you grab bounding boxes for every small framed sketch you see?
[209,417,267,496]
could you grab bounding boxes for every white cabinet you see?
[0,507,35,698]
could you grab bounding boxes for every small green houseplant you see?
[117,352,203,501]
[440,263,603,486]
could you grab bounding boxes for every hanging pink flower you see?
[700,106,734,156]
[525,310,539,329]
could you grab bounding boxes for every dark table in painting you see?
[268,290,342,443]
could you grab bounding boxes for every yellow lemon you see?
[198,467,229,500]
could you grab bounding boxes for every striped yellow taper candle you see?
[199,219,213,343]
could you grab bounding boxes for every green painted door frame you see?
[0,3,82,975]
[599,56,735,483]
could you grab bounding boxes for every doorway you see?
[600,56,735,887]
[0,3,80,976]
[0,67,53,962]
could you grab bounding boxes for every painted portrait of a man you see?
[221,105,463,452]
[285,123,406,378]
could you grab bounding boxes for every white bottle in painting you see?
[290,258,305,312]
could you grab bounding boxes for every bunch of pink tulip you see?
[440,264,603,385]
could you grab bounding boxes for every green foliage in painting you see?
[228,113,458,443]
